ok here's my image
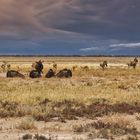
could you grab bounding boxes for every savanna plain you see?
[0,57,140,140]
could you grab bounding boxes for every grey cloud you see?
[1,0,140,40]
[0,0,83,41]
[0,0,140,55]
[38,0,140,41]
[110,43,140,48]
[80,46,106,52]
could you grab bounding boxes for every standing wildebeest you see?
[52,61,57,73]
[72,65,78,71]
[45,69,55,78]
[56,68,72,78]
[7,70,25,78]
[100,61,108,70]
[1,64,6,72]
[52,62,57,69]
[29,60,44,78]
[1,62,11,72]
[80,66,89,71]
[127,57,138,69]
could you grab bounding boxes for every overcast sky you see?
[0,0,140,55]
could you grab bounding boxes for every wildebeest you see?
[7,64,11,70]
[72,65,78,71]
[1,64,6,72]
[127,57,138,69]
[29,70,42,78]
[45,69,55,78]
[35,60,44,73]
[1,62,11,72]
[29,60,44,78]
[80,66,89,71]
[52,61,57,73]
[56,68,72,78]
[7,70,25,78]
[100,61,108,70]
[52,62,57,69]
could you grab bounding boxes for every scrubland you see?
[0,57,140,140]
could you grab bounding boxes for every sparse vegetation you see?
[0,57,140,139]
[22,134,52,140]
[16,118,37,130]
[22,134,33,140]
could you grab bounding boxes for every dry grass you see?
[0,75,140,105]
[0,57,140,131]
[73,114,139,139]
[0,57,140,119]
[16,117,37,130]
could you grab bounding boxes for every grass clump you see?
[22,134,32,140]
[73,114,139,139]
[22,133,52,140]
[16,118,37,130]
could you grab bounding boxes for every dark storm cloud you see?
[45,0,140,41]
[0,0,140,54]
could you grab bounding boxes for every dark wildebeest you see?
[45,69,55,78]
[100,61,108,70]
[29,70,42,78]
[127,57,138,69]
[56,69,72,78]
[7,70,25,78]
[29,60,44,78]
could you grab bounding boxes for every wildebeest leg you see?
[127,64,130,69]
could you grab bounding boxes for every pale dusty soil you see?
[0,117,94,140]
[0,115,139,140]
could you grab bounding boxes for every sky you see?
[0,0,140,55]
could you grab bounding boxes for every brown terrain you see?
[0,57,139,140]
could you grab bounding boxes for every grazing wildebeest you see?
[56,68,72,78]
[7,64,11,70]
[52,61,57,73]
[72,65,78,71]
[45,69,55,78]
[80,66,89,71]
[127,57,138,69]
[1,64,6,72]
[7,70,25,78]
[100,61,108,70]
[52,62,57,69]
[29,60,44,78]
[1,62,11,72]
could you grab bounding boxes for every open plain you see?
[0,57,140,140]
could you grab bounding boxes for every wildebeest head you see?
[100,60,108,70]
[52,61,57,69]
[103,61,108,67]
[45,69,55,78]
[134,57,138,63]
[35,60,44,73]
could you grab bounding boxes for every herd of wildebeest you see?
[0,57,139,78]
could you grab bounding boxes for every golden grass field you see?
[0,57,140,140]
